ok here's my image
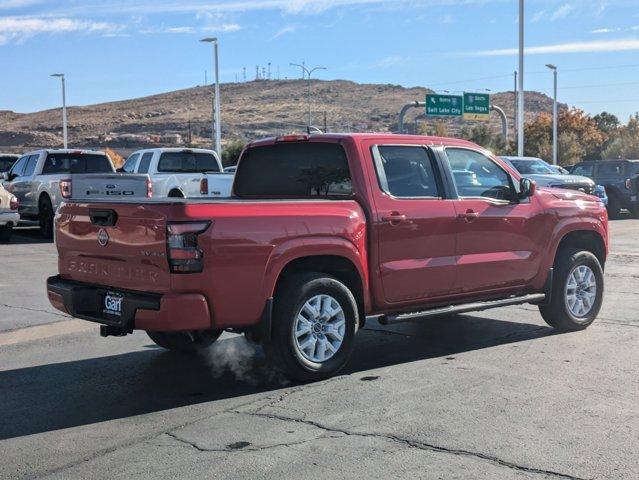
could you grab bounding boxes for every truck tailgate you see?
[56,202,171,292]
[71,173,150,200]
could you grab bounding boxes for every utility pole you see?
[513,71,517,141]
[267,62,271,80]
[290,63,326,127]
[200,37,222,156]
[255,65,259,80]
[205,70,207,85]
[50,73,67,149]
[517,0,525,156]
[242,67,246,82]
[546,64,558,165]
[277,64,280,80]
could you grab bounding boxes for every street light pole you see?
[517,0,525,156]
[546,64,558,165]
[50,74,67,149]
[200,37,222,157]
[290,63,326,127]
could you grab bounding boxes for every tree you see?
[602,114,639,159]
[221,140,246,167]
[460,123,510,155]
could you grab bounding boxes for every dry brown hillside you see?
[0,79,560,153]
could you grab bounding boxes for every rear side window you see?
[628,162,639,176]
[374,146,441,198]
[121,153,139,173]
[234,142,352,197]
[137,152,153,174]
[571,164,593,177]
[597,162,622,176]
[157,152,220,173]
[42,153,113,174]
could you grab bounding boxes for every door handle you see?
[382,212,407,224]
[457,210,479,222]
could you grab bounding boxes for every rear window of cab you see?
[234,142,352,198]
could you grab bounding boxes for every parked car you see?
[1,149,114,238]
[550,165,570,175]
[570,159,639,218]
[47,133,608,381]
[224,166,237,174]
[117,148,233,198]
[0,154,19,174]
[0,183,19,242]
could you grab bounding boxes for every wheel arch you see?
[167,187,185,198]
[554,229,607,268]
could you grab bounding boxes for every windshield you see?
[42,153,113,174]
[157,152,220,173]
[509,159,555,175]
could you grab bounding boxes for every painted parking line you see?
[0,319,96,347]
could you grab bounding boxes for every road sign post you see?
[425,94,463,117]
[463,93,490,121]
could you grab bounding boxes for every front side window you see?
[447,148,514,201]
[9,156,28,178]
[374,145,441,198]
[122,153,139,173]
[234,142,352,197]
[157,151,220,173]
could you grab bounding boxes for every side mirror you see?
[115,167,124,173]
[520,178,537,198]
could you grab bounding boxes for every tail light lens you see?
[60,179,72,199]
[200,177,208,196]
[167,221,211,273]
[9,195,18,210]
[146,177,153,198]
[625,178,632,190]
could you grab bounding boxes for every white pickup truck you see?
[118,148,232,198]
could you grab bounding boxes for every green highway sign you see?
[425,94,463,117]
[463,92,491,121]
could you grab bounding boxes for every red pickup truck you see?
[47,134,608,381]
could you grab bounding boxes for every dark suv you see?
[570,160,639,218]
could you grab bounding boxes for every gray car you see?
[2,149,114,238]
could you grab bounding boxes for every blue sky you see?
[2,0,639,121]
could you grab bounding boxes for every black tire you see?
[39,196,54,239]
[168,190,184,198]
[0,225,12,242]
[539,248,604,332]
[147,329,222,353]
[606,193,622,219]
[264,272,359,382]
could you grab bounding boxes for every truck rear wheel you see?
[265,273,359,382]
[39,196,54,239]
[147,330,222,353]
[539,248,604,331]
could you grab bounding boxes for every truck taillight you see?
[60,179,72,199]
[9,195,18,210]
[167,221,211,274]
[146,177,153,198]
[625,178,632,189]
[200,178,208,196]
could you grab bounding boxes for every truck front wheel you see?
[539,248,604,331]
[265,273,359,382]
[146,330,222,353]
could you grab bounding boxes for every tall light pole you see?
[546,64,558,165]
[50,74,67,149]
[200,37,222,156]
[517,0,525,156]
[290,63,326,127]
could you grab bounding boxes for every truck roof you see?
[131,147,219,155]
[21,148,107,156]
[246,133,481,149]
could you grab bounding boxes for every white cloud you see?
[165,26,195,33]
[531,10,546,23]
[439,14,454,25]
[374,55,409,68]
[201,23,241,32]
[0,16,123,43]
[550,4,574,21]
[0,0,41,9]
[470,38,639,56]
[272,25,296,39]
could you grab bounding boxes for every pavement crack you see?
[0,302,68,320]
[246,412,590,480]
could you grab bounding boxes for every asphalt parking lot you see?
[1,221,637,480]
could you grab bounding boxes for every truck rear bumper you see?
[46,275,212,332]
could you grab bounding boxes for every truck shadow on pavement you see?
[0,315,556,440]
[7,226,52,245]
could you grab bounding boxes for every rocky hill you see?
[0,79,560,153]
